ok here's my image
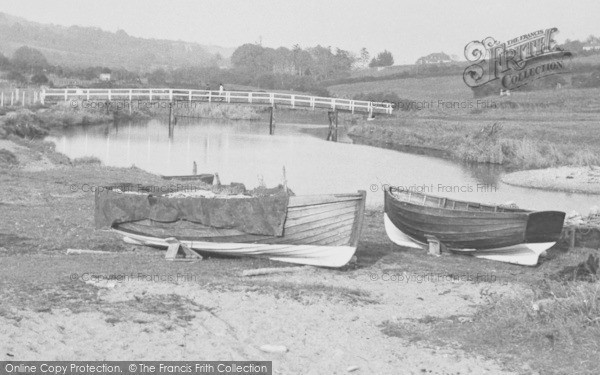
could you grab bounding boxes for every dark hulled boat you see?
[383,187,565,265]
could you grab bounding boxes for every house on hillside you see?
[416,52,452,65]
[583,42,600,52]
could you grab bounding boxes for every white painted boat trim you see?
[383,213,554,266]
[383,212,424,249]
[118,230,356,268]
[456,242,555,266]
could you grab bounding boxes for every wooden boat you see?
[160,174,214,184]
[107,190,366,268]
[383,187,565,266]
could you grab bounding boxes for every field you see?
[330,75,472,101]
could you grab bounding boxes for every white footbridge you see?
[41,88,394,115]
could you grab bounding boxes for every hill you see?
[0,12,232,72]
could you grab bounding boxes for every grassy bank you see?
[166,102,262,121]
[341,86,600,170]
[0,103,113,139]
[349,119,600,170]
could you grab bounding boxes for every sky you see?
[1,0,599,64]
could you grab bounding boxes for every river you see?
[47,118,597,214]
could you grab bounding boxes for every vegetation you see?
[344,85,600,170]
[0,12,221,70]
[0,104,112,139]
[369,50,394,68]
[0,149,18,165]
[381,276,600,374]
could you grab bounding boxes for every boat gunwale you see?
[385,186,532,214]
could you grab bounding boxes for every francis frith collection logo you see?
[463,28,572,90]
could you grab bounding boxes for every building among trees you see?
[416,52,452,65]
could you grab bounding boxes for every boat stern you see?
[525,211,566,243]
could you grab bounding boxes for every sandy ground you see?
[0,254,521,374]
[502,166,600,195]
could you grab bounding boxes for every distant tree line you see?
[1,43,397,96]
[561,35,600,54]
[144,44,395,95]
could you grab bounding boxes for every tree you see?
[31,73,49,85]
[369,50,394,68]
[359,47,370,69]
[147,68,169,85]
[0,53,11,70]
[12,46,49,73]
[231,43,271,74]
[6,70,27,84]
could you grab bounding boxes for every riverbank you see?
[0,102,265,138]
[0,136,598,374]
[349,118,600,171]
[502,166,600,194]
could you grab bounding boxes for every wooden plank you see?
[289,193,361,207]
[285,206,357,226]
[241,266,311,277]
[349,190,366,247]
[66,249,111,255]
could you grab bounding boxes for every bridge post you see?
[269,106,275,135]
[168,102,176,138]
[169,89,173,102]
[249,92,252,103]
[291,95,295,108]
[326,110,338,142]
[310,97,315,110]
[269,93,274,106]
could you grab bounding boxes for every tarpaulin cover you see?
[94,187,289,236]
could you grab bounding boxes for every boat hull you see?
[113,191,366,268]
[384,213,555,266]
[383,188,565,266]
[384,188,565,249]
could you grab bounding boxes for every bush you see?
[0,149,18,165]
[73,156,102,166]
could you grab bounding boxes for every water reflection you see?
[47,118,597,214]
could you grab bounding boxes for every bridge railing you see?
[41,88,394,115]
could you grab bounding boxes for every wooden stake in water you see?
[269,106,274,135]
[334,110,338,142]
[327,111,338,141]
